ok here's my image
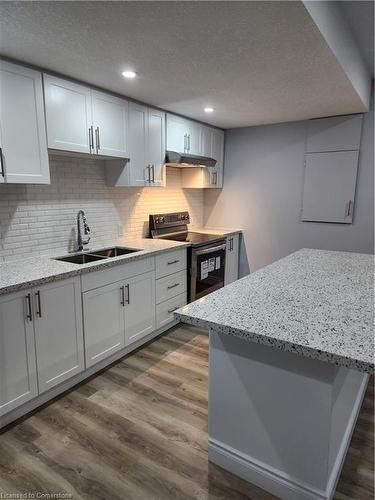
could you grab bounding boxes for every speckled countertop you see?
[0,238,190,295]
[0,228,241,295]
[175,248,374,373]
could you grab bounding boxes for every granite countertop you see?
[175,248,374,373]
[0,238,189,295]
[0,228,241,295]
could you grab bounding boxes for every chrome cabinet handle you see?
[151,164,155,183]
[95,126,100,153]
[183,134,187,153]
[167,306,179,314]
[345,200,352,217]
[167,283,180,290]
[35,290,42,317]
[188,134,191,152]
[89,126,94,152]
[146,164,151,183]
[125,284,130,304]
[0,147,4,177]
[26,293,32,322]
[167,259,179,265]
[120,286,125,307]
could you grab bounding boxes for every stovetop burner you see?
[161,231,225,245]
[149,211,225,247]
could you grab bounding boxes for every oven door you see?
[190,241,226,301]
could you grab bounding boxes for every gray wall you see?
[204,99,374,273]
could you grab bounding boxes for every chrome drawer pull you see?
[167,283,179,290]
[35,290,42,318]
[167,259,179,265]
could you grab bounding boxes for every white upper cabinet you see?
[44,75,129,159]
[106,103,165,187]
[306,114,363,153]
[166,114,189,153]
[199,126,213,157]
[91,91,128,158]
[127,102,149,186]
[166,114,200,155]
[148,108,166,186]
[0,61,49,184]
[44,75,92,154]
[301,150,359,223]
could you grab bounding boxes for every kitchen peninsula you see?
[175,249,374,500]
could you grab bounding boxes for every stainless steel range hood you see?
[164,151,217,168]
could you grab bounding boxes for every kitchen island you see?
[175,249,374,500]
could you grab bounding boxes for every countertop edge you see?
[0,242,192,296]
[174,312,375,374]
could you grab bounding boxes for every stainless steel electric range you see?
[149,211,226,302]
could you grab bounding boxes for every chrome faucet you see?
[77,210,90,251]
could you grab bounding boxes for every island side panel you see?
[207,330,368,500]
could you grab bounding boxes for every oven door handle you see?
[195,243,226,256]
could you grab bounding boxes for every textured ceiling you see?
[0,1,369,128]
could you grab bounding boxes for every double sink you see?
[54,246,142,265]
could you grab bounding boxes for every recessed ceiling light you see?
[122,70,137,79]
[204,107,214,113]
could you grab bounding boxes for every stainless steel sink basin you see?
[88,246,140,258]
[54,246,142,264]
[55,253,106,264]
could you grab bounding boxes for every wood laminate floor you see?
[0,325,373,500]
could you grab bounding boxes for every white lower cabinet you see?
[156,292,187,330]
[225,234,240,285]
[83,268,156,364]
[0,277,84,415]
[33,278,84,393]
[125,271,156,345]
[83,281,126,368]
[0,290,38,416]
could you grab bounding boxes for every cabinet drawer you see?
[156,270,187,304]
[156,292,187,330]
[81,257,154,291]
[156,249,187,278]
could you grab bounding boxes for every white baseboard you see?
[209,438,328,500]
[209,370,369,500]
[0,320,178,429]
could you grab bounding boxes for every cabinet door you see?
[306,115,363,153]
[83,281,125,367]
[0,61,49,184]
[92,91,129,158]
[301,151,359,223]
[125,271,156,345]
[166,114,188,153]
[211,128,225,187]
[186,121,200,155]
[0,290,38,416]
[44,74,92,154]
[225,234,239,286]
[33,278,84,393]
[148,108,166,186]
[128,102,149,186]
[199,126,213,157]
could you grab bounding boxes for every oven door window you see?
[194,245,226,299]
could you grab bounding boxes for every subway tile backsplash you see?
[0,156,204,262]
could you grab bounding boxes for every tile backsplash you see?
[0,156,204,262]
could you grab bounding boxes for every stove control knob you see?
[155,217,159,224]
[160,216,165,223]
